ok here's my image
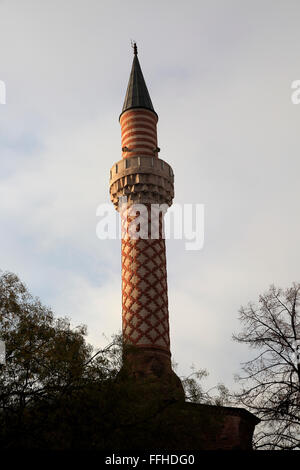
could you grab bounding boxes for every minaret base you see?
[117,345,185,402]
[104,400,260,450]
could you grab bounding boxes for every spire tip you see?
[131,40,138,56]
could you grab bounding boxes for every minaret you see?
[110,44,184,399]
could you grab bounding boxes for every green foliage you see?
[0,270,124,448]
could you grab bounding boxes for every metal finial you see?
[131,40,138,55]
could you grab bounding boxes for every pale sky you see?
[0,0,300,391]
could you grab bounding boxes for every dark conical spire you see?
[120,43,157,120]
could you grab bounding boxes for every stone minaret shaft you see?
[110,45,183,398]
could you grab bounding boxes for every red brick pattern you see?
[121,206,170,352]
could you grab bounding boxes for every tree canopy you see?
[233,283,300,450]
[0,270,225,449]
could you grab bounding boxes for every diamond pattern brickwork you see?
[121,206,170,352]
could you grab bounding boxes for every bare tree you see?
[233,283,300,450]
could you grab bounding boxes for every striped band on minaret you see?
[120,109,158,159]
